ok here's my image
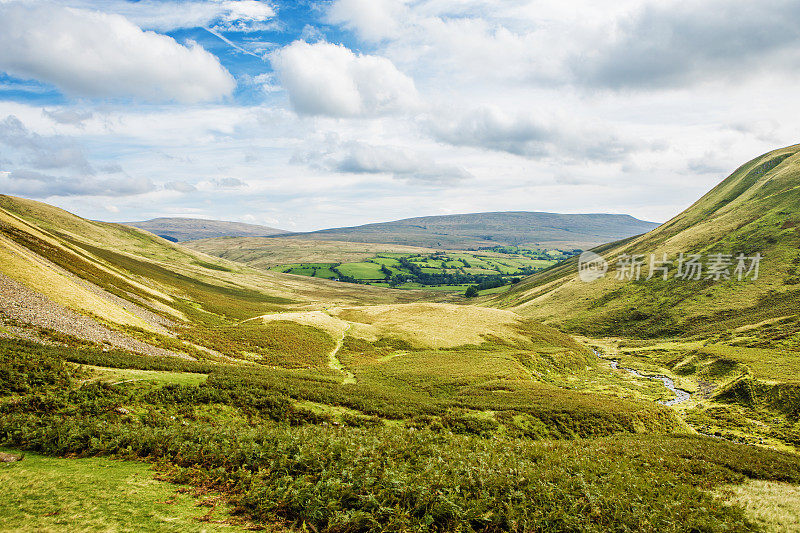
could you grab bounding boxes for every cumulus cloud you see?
[270,41,418,117]
[428,106,643,163]
[296,139,472,185]
[56,0,276,33]
[0,2,236,103]
[214,177,247,188]
[0,169,155,197]
[43,108,94,127]
[326,0,404,43]
[572,0,800,89]
[0,115,93,173]
[164,180,197,193]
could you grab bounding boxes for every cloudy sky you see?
[0,0,798,230]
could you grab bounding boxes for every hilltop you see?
[124,217,288,242]
[276,211,659,250]
[491,144,800,339]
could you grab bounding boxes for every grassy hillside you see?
[0,194,438,358]
[186,236,439,268]
[5,337,800,531]
[125,217,287,242]
[493,144,800,339]
[488,144,800,453]
[3,193,800,530]
[276,211,658,250]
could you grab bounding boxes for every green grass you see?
[179,321,336,368]
[336,261,386,280]
[0,448,242,532]
[4,335,800,531]
[494,144,800,340]
[81,365,208,387]
[244,248,559,293]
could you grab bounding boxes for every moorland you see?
[2,145,800,531]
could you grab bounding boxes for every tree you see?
[464,285,479,298]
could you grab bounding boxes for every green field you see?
[263,250,568,293]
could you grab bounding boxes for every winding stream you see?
[596,351,692,406]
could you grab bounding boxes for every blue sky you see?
[1,0,799,231]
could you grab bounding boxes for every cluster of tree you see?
[464,276,521,298]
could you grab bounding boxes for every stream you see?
[595,351,692,406]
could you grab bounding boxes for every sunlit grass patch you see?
[0,448,243,532]
[79,365,208,387]
[717,479,800,532]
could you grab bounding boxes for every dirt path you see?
[328,323,356,384]
[254,310,357,384]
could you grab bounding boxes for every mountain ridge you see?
[124,217,288,242]
[273,211,660,250]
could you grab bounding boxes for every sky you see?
[0,0,799,231]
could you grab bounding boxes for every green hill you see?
[488,145,800,452]
[493,144,800,339]
[4,193,800,531]
[278,211,659,250]
[124,217,288,242]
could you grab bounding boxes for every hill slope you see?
[279,211,659,250]
[0,194,430,357]
[125,217,287,242]
[491,144,800,339]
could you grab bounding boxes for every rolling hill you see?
[276,211,659,250]
[124,217,288,242]
[486,144,800,452]
[491,144,800,339]
[3,192,800,530]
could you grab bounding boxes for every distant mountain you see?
[492,144,800,338]
[124,217,287,242]
[279,212,659,250]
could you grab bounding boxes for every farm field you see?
[263,249,573,293]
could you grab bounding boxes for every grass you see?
[7,190,800,529]
[4,323,800,531]
[717,480,800,532]
[492,144,800,340]
[179,321,336,368]
[80,365,209,387]
[191,238,563,293]
[0,448,243,532]
[336,261,386,280]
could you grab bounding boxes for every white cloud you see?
[0,169,155,197]
[42,108,94,127]
[214,177,247,189]
[295,138,472,185]
[0,2,236,103]
[164,181,197,193]
[427,106,645,163]
[0,114,94,173]
[270,41,419,117]
[52,0,276,32]
[326,0,405,43]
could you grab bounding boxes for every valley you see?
[2,145,800,531]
